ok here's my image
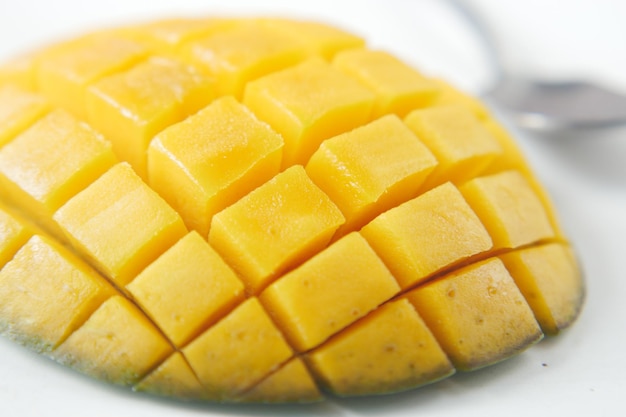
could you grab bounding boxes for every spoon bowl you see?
[451,0,626,131]
[488,77,626,131]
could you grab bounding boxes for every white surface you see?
[0,1,625,416]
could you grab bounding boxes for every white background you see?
[0,1,625,416]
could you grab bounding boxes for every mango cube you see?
[209,165,344,294]
[183,297,293,400]
[261,232,400,351]
[127,231,245,347]
[260,18,365,60]
[148,96,283,236]
[0,205,33,268]
[86,57,213,178]
[133,18,235,52]
[501,243,584,335]
[0,84,49,147]
[481,119,565,237]
[333,49,439,118]
[307,299,454,396]
[0,109,117,235]
[182,22,305,98]
[481,119,530,174]
[37,35,150,120]
[361,182,493,289]
[238,357,322,403]
[135,352,206,399]
[0,235,115,353]
[404,105,502,188]
[244,58,375,167]
[459,170,555,249]
[0,53,38,90]
[306,114,437,235]
[407,258,543,370]
[429,78,490,120]
[53,163,187,287]
[54,295,174,385]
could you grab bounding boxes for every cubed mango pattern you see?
[0,17,583,402]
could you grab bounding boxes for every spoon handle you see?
[446,0,505,94]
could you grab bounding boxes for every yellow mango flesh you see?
[333,49,439,118]
[306,114,437,236]
[37,35,150,120]
[0,234,115,352]
[360,182,493,289]
[182,21,306,98]
[261,232,400,351]
[238,357,322,403]
[53,295,173,386]
[86,56,214,178]
[260,18,365,60]
[0,17,583,403]
[243,57,375,167]
[209,165,345,294]
[459,170,555,249]
[0,85,49,147]
[0,204,33,267]
[480,118,566,236]
[406,258,543,370]
[53,162,187,287]
[182,297,294,401]
[127,231,245,347]
[148,95,283,236]
[0,109,117,237]
[129,18,235,52]
[307,299,454,396]
[404,105,502,188]
[500,243,584,335]
[0,52,38,90]
[134,352,205,399]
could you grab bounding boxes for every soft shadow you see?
[73,374,341,417]
[125,353,534,416]
[20,339,543,416]
[20,351,340,417]
[136,393,339,416]
[334,354,528,414]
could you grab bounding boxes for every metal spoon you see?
[451,0,626,131]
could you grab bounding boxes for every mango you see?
[0,234,115,353]
[406,258,543,370]
[127,231,245,347]
[0,85,49,147]
[333,49,439,118]
[260,232,400,351]
[86,56,214,178]
[0,17,583,403]
[148,95,283,236]
[0,108,117,237]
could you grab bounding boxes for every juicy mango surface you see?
[0,17,583,403]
